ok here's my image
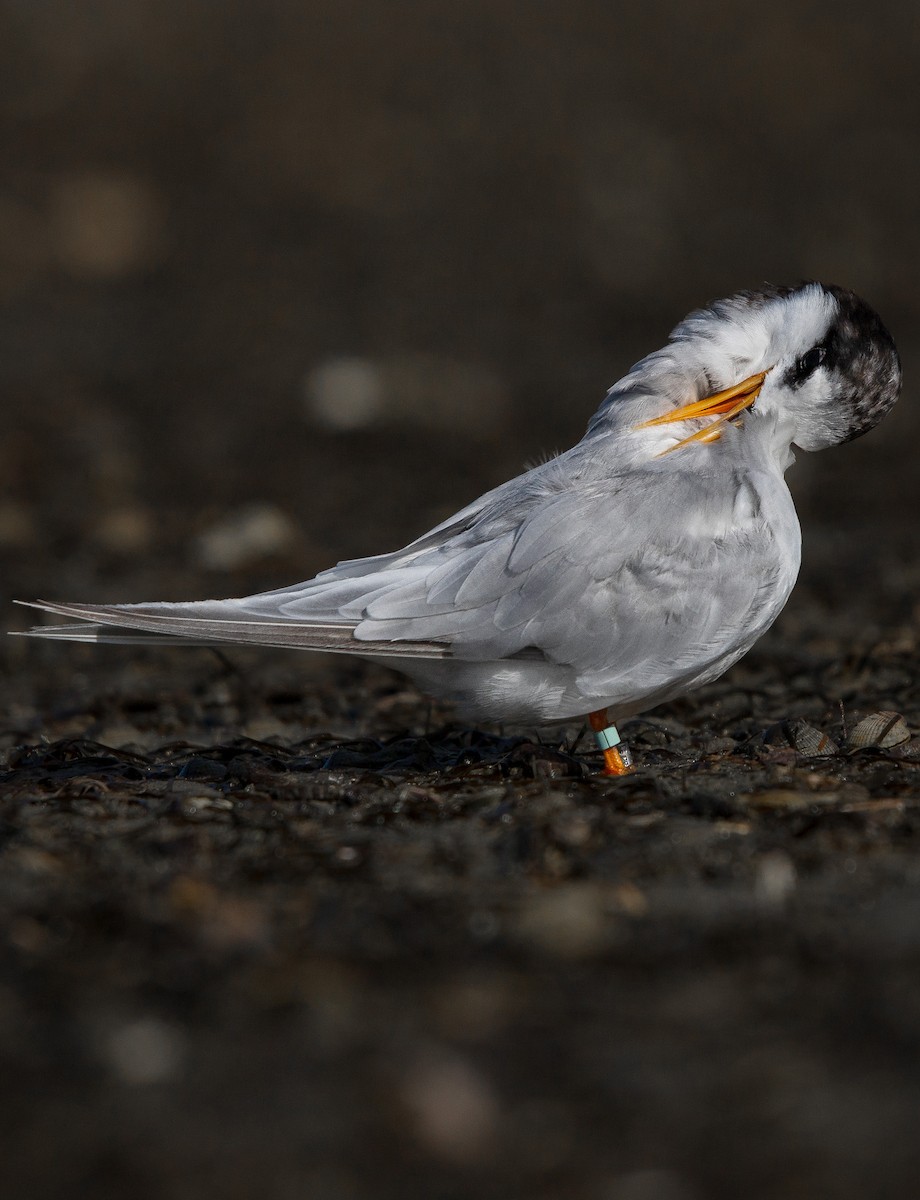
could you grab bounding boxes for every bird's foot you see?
[600,741,633,776]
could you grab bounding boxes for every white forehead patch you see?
[669,283,837,373]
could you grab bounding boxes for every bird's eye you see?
[794,345,826,381]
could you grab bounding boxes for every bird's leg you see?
[588,709,633,776]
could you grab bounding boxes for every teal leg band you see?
[594,724,622,751]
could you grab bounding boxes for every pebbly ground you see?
[3,519,920,1200]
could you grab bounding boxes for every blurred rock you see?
[195,502,298,570]
[612,881,649,917]
[102,1017,185,1086]
[754,851,798,909]
[742,790,812,812]
[431,972,519,1041]
[381,353,509,436]
[399,1049,500,1165]
[305,357,384,431]
[241,716,297,742]
[0,500,38,550]
[515,882,613,958]
[51,170,165,279]
[304,352,509,436]
[92,506,153,554]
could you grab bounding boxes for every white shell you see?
[846,711,911,750]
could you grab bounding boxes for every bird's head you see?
[638,282,901,456]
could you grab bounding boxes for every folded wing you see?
[19,460,782,702]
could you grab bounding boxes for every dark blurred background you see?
[5,6,920,1200]
[2,0,918,627]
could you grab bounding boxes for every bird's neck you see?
[745,408,798,474]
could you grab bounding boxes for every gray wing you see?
[20,460,795,702]
[16,468,525,657]
[345,465,794,697]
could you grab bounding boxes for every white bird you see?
[18,283,901,775]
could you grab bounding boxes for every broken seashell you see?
[763,718,838,756]
[846,711,910,750]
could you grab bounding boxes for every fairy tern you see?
[17,282,901,775]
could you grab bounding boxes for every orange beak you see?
[636,369,769,456]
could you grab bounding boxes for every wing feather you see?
[19,451,795,710]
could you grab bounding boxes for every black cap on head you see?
[818,284,901,443]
